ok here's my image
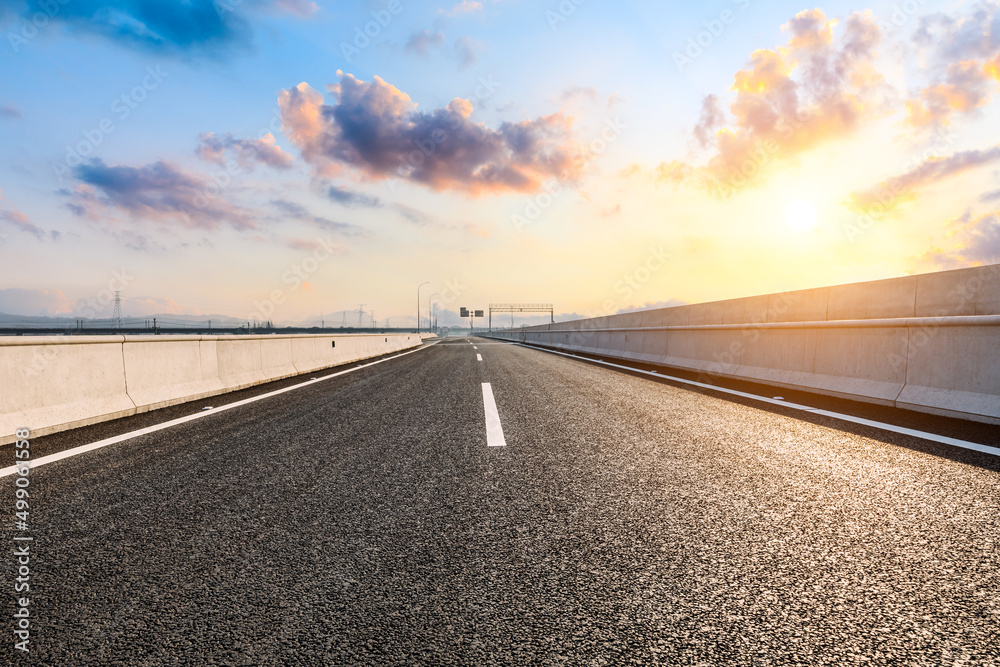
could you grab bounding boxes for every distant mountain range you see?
[0,312,249,329]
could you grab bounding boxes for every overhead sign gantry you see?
[488,304,554,332]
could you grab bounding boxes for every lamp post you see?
[428,292,440,334]
[416,281,429,333]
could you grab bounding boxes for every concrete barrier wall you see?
[124,336,224,412]
[0,333,431,444]
[0,336,135,443]
[896,324,1000,421]
[217,337,267,391]
[487,265,1000,424]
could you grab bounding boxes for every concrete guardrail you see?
[0,333,434,444]
[486,265,1000,425]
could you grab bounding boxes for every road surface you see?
[2,337,998,665]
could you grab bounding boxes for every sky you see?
[1,0,999,327]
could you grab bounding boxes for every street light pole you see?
[428,293,440,335]
[417,281,429,333]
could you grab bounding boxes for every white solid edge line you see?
[477,354,483,361]
[482,382,507,448]
[521,344,1000,458]
[0,342,440,478]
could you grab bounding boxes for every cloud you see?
[393,203,434,225]
[662,10,888,196]
[959,214,1000,263]
[283,236,346,253]
[906,60,999,127]
[67,158,255,230]
[913,4,1000,63]
[278,72,585,195]
[620,160,693,187]
[405,29,445,55]
[272,0,319,18]
[0,288,72,317]
[848,143,1000,211]
[911,209,1000,270]
[906,4,1000,127]
[454,36,481,68]
[0,0,313,55]
[4,0,249,54]
[0,208,47,240]
[0,104,20,119]
[0,187,54,240]
[269,199,363,236]
[442,1,483,16]
[196,132,294,170]
[693,94,724,148]
[558,86,600,105]
[275,82,337,175]
[327,185,382,208]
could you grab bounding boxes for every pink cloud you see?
[195,132,294,170]
[278,72,586,195]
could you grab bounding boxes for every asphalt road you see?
[2,337,999,665]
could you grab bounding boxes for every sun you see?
[786,199,818,231]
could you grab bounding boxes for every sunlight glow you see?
[786,199,818,231]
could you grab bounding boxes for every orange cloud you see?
[277,82,340,177]
[984,54,1000,82]
[906,61,998,127]
[648,10,887,198]
[783,8,837,51]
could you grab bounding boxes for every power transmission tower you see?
[357,304,365,327]
[112,291,124,329]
